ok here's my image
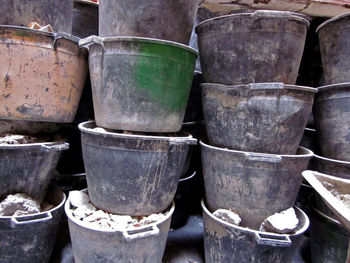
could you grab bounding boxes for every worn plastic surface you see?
[65,189,174,263]
[311,153,350,180]
[317,13,350,84]
[99,0,199,44]
[0,26,88,123]
[314,83,350,161]
[201,141,313,229]
[72,0,98,38]
[0,141,69,203]
[202,200,310,263]
[202,83,317,154]
[80,36,197,132]
[79,121,197,215]
[0,0,73,33]
[196,10,309,85]
[310,207,350,263]
[0,185,66,263]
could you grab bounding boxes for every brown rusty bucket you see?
[0,26,88,123]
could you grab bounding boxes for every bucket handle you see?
[251,10,295,19]
[11,212,53,228]
[40,142,69,152]
[247,83,284,91]
[79,35,104,50]
[255,232,292,247]
[244,153,282,164]
[170,138,197,146]
[122,225,160,242]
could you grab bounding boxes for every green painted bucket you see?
[79,36,198,132]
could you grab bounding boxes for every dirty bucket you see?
[317,13,350,84]
[310,153,350,180]
[202,200,310,263]
[0,26,88,123]
[65,189,175,263]
[0,185,66,263]
[80,36,197,132]
[0,0,73,33]
[79,121,197,215]
[313,82,350,162]
[99,0,199,44]
[0,140,69,203]
[310,206,350,263]
[201,141,313,229]
[72,0,98,38]
[202,83,317,154]
[195,10,310,85]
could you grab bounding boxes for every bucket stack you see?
[65,1,200,262]
[195,10,317,262]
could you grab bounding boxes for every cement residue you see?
[322,181,350,209]
[260,207,299,234]
[68,191,167,231]
[213,208,241,226]
[0,193,41,216]
[0,134,38,144]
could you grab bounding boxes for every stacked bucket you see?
[64,0,201,262]
[305,13,350,263]
[0,2,89,263]
[195,10,317,262]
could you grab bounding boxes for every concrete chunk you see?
[260,207,299,234]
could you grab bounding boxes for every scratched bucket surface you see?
[0,26,88,123]
[201,141,313,229]
[0,185,66,263]
[202,83,317,154]
[99,0,199,44]
[317,13,350,84]
[196,10,309,85]
[66,188,174,263]
[202,200,310,263]
[79,121,197,215]
[0,140,69,203]
[0,0,73,33]
[79,36,197,132]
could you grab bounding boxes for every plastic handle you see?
[255,232,292,247]
[40,142,69,152]
[252,10,294,19]
[122,225,160,242]
[170,137,197,146]
[245,153,282,164]
[247,83,284,91]
[79,35,104,49]
[11,212,53,228]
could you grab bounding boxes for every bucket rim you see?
[316,12,350,33]
[317,82,350,92]
[201,198,310,237]
[0,140,68,150]
[195,10,310,33]
[314,153,350,166]
[79,121,197,143]
[0,185,66,220]
[311,205,342,226]
[79,35,198,56]
[200,140,314,159]
[179,171,196,183]
[65,189,175,233]
[74,0,98,6]
[201,82,318,93]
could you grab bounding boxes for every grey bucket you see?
[201,141,313,229]
[79,121,197,215]
[202,200,310,263]
[202,83,317,154]
[99,0,199,44]
[79,36,198,132]
[0,185,66,263]
[313,82,350,162]
[0,0,73,33]
[317,13,350,84]
[0,141,69,203]
[195,10,310,85]
[65,189,175,263]
[310,153,350,180]
[310,206,350,263]
[72,0,98,38]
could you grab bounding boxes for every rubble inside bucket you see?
[322,181,350,209]
[0,134,38,144]
[213,208,241,226]
[0,193,53,216]
[69,191,168,231]
[259,207,299,234]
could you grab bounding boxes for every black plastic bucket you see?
[72,0,98,38]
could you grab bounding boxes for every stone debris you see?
[260,207,299,234]
[0,193,41,216]
[69,191,167,231]
[213,208,241,226]
[0,134,37,145]
[322,181,350,209]
[93,127,108,133]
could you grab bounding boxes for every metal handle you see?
[11,212,53,228]
[245,153,282,164]
[79,35,104,49]
[122,225,160,242]
[40,142,69,152]
[255,232,292,247]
